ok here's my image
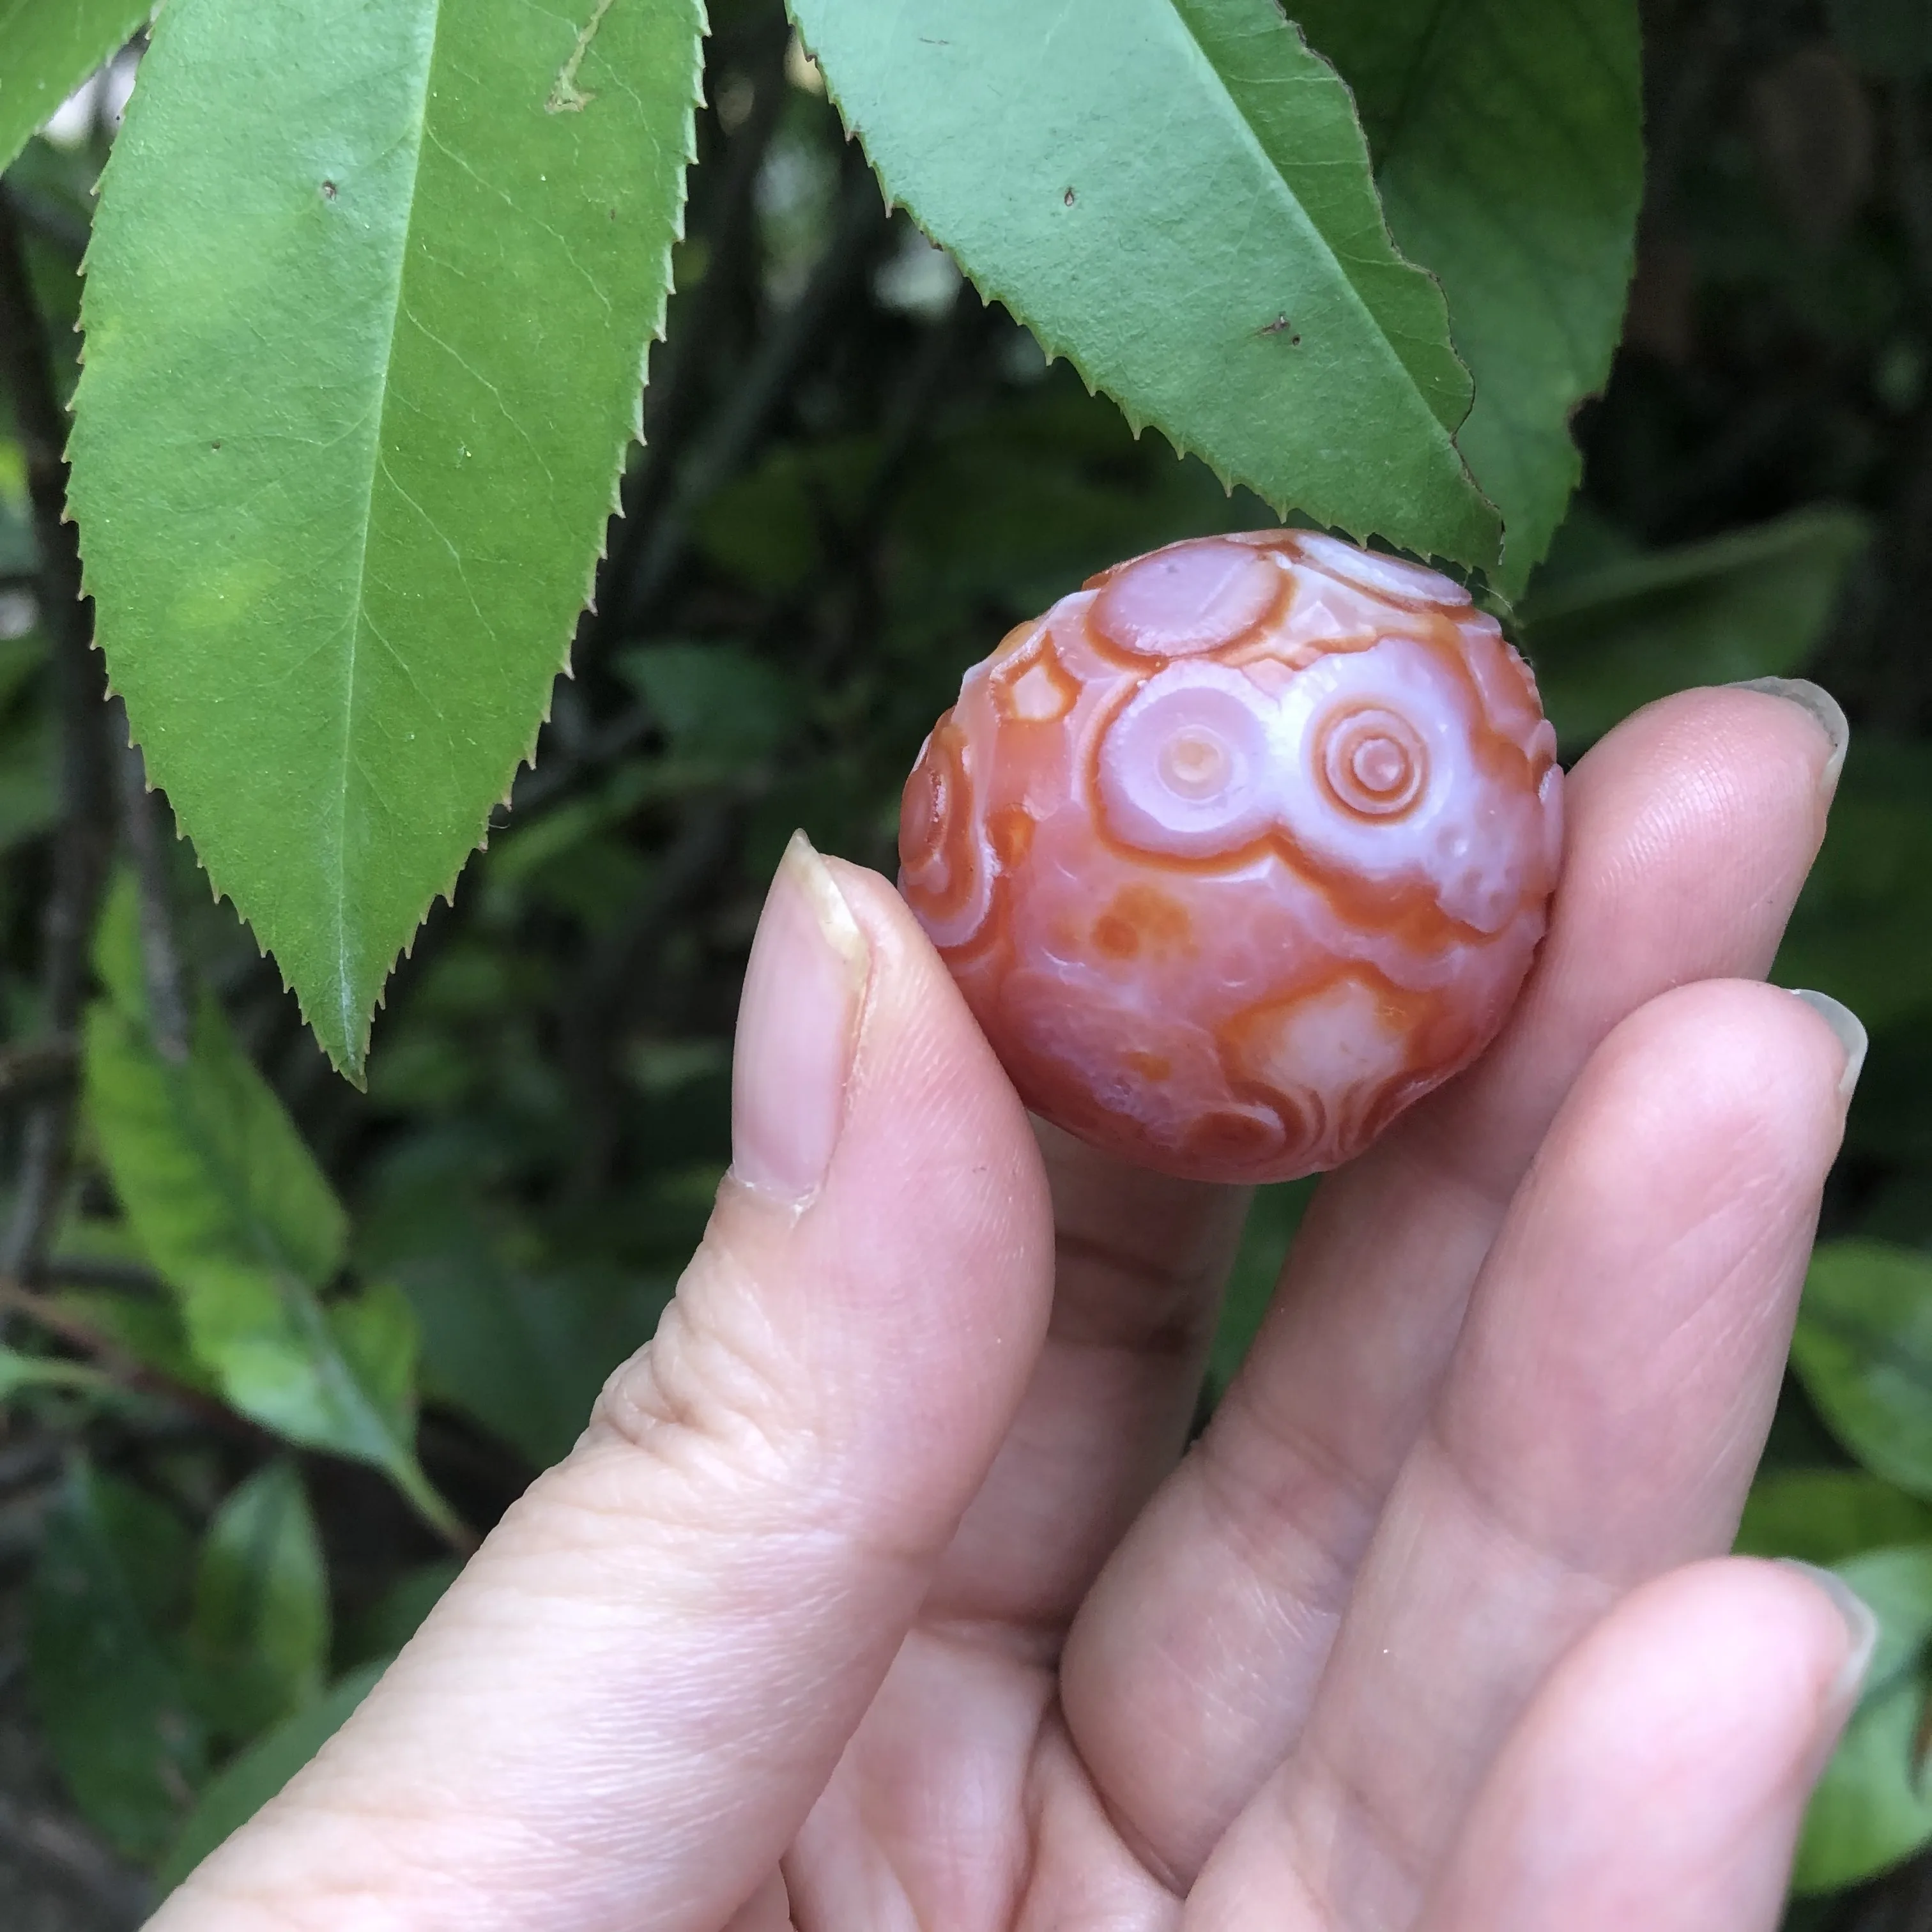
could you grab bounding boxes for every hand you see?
[152,682,1871,1932]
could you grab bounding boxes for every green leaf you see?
[362,1158,671,1469]
[0,710,58,855]
[339,1558,459,1669]
[1793,1545,1932,1893]
[68,0,707,1078]
[29,1464,204,1862]
[615,643,796,764]
[0,0,149,176]
[791,0,1499,569]
[1293,0,1643,590]
[1518,506,1869,749]
[84,878,457,1537]
[1208,1179,1314,1392]
[1792,1241,1932,1501]
[91,877,348,1284]
[157,1656,390,1895]
[0,1346,110,1400]
[1736,1469,1932,1567]
[50,1287,218,1394]
[187,1462,328,1747]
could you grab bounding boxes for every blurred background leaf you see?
[154,1655,389,1894]
[27,1463,203,1864]
[183,1461,326,1749]
[1736,1469,1932,1565]
[1791,1546,1932,1894]
[1292,0,1645,591]
[0,0,149,176]
[1791,1243,1932,1498]
[1521,505,1871,747]
[82,880,458,1541]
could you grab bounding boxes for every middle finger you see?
[1058,682,1841,1882]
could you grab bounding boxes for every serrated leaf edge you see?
[68,0,710,1083]
[789,0,1499,572]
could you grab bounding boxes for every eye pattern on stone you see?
[898,532,1564,1184]
[1098,665,1275,858]
[1317,705,1427,820]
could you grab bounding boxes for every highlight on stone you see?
[898,531,1565,1184]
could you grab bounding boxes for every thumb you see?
[155,832,1055,1932]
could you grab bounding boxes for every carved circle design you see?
[1316,705,1427,820]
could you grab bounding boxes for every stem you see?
[1890,79,1932,303]
[109,696,191,1061]
[584,16,793,663]
[395,1457,479,1557]
[0,1036,76,1108]
[0,185,115,1286]
[0,1793,150,1928]
[613,163,893,632]
[0,1276,249,1439]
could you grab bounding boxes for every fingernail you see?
[1777,1559,1880,1713]
[1788,988,1868,1101]
[730,831,870,1206]
[1729,677,1849,800]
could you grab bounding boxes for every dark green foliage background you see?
[1,0,1931,1922]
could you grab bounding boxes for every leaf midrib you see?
[330,0,445,1061]
[1164,0,1457,434]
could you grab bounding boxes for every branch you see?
[0,1432,64,1493]
[583,17,793,665]
[0,1792,150,1928]
[611,163,894,634]
[109,696,191,1061]
[1641,0,1741,232]
[0,186,116,1287]
[36,1256,162,1294]
[560,796,737,1201]
[507,702,655,819]
[0,1036,76,1108]
[1890,79,1932,303]
[1845,1841,1932,1930]
[856,275,987,542]
[0,1276,275,1450]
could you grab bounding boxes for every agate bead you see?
[897,531,1564,1184]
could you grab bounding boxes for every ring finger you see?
[1059,681,1843,1882]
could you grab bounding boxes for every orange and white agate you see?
[897,531,1564,1184]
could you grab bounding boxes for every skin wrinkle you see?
[1192,1372,1388,1619]
[1015,1718,1184,1930]
[518,1459,937,1629]
[1074,703,1839,1878]
[1046,1231,1230,1357]
[572,1298,823,1506]
[153,691,1851,1932]
[203,1779,610,1932]
[1239,991,1842,1925]
[562,1201,1023,1570]
[1416,1566,1851,1931]
[799,1637,1048,1931]
[1281,1453,1626,1929]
